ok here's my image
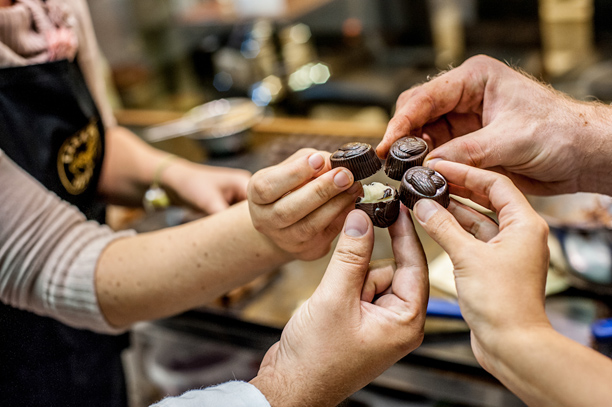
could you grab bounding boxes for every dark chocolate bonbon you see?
[356,182,400,228]
[384,137,429,180]
[330,142,382,180]
[399,166,450,209]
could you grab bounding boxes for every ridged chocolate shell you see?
[356,194,400,228]
[330,142,382,180]
[399,166,450,209]
[384,137,429,180]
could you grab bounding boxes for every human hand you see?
[250,207,428,407]
[412,160,551,370]
[378,55,612,196]
[248,148,362,261]
[161,159,251,214]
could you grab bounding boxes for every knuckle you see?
[238,169,252,178]
[456,138,486,168]
[392,315,425,351]
[428,213,454,238]
[467,54,493,68]
[271,202,293,227]
[296,147,317,156]
[469,219,481,237]
[249,176,275,203]
[296,216,319,241]
[534,216,549,237]
[312,181,333,201]
[299,242,332,261]
[334,245,369,268]
[251,217,266,233]
[285,163,307,182]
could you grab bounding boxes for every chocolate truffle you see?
[356,182,400,228]
[330,142,382,180]
[399,166,449,209]
[384,137,429,180]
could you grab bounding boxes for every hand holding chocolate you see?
[384,136,428,180]
[330,140,448,228]
[399,167,450,209]
[330,142,382,180]
[355,182,400,228]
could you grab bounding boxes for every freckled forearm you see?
[95,201,292,328]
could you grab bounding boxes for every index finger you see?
[431,160,538,231]
[377,57,492,159]
[249,149,332,205]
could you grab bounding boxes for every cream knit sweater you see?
[0,0,116,128]
[0,0,131,333]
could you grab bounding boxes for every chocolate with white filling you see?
[331,142,382,180]
[399,166,449,209]
[384,137,429,180]
[356,182,400,228]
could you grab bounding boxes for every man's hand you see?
[248,148,362,261]
[250,207,429,407]
[379,55,612,196]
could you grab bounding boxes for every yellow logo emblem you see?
[57,120,101,195]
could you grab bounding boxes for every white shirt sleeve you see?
[0,149,134,334]
[151,381,271,407]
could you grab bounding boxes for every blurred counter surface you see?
[116,110,612,407]
[176,0,336,26]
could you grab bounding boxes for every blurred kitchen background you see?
[87,1,612,406]
[89,0,612,122]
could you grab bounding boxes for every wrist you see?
[576,102,612,194]
[472,322,554,374]
[250,368,293,407]
[156,154,187,191]
[142,154,182,211]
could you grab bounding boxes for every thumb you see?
[318,210,374,300]
[413,199,472,260]
[425,127,501,169]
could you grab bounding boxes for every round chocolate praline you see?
[399,166,450,210]
[356,186,400,228]
[330,142,382,180]
[384,137,429,180]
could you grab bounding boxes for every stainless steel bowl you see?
[530,193,612,295]
[144,98,265,156]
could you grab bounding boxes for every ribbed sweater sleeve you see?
[0,149,135,334]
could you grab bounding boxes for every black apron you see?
[0,60,129,407]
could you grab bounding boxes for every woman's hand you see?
[161,159,251,214]
[248,148,362,261]
[379,55,612,196]
[251,207,429,407]
[99,126,251,212]
[412,160,551,369]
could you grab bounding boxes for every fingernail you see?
[344,211,368,237]
[425,158,442,170]
[308,153,324,170]
[414,199,438,223]
[334,170,351,188]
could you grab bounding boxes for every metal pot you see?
[144,98,265,156]
[530,193,612,295]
